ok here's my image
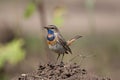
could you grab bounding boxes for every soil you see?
[17,62,111,80]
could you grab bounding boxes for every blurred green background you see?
[0,0,120,80]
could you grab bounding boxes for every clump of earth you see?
[18,62,111,80]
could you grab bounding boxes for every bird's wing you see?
[56,33,72,54]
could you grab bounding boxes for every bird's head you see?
[44,25,59,34]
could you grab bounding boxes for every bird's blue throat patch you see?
[47,29,55,41]
[48,29,54,34]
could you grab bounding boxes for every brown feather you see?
[57,33,72,54]
[67,35,82,46]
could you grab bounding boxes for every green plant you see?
[0,39,26,68]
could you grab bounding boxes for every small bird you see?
[44,25,82,63]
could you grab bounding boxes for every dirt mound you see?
[18,62,111,80]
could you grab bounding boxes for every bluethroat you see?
[44,25,82,62]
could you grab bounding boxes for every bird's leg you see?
[55,53,60,64]
[61,53,64,63]
[57,53,60,60]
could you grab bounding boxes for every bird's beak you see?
[43,26,48,29]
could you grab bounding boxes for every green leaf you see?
[6,39,25,64]
[85,0,95,10]
[0,39,26,68]
[53,7,65,27]
[24,2,36,18]
[0,53,5,68]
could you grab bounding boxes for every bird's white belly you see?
[48,43,65,53]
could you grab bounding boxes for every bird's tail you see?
[67,35,82,46]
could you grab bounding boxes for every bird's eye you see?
[51,27,54,29]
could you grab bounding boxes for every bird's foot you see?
[59,61,64,67]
